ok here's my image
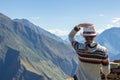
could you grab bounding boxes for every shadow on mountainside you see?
[0,47,50,80]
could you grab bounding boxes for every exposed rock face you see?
[0,13,77,80]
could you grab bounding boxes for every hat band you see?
[83,31,96,34]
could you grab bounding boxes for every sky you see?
[0,0,120,37]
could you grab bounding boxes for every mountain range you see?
[95,27,120,61]
[0,13,77,80]
[0,13,120,80]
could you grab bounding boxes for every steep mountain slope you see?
[0,13,77,80]
[95,27,120,60]
[13,19,63,42]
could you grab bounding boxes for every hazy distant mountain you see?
[62,35,84,44]
[0,13,77,80]
[95,27,120,61]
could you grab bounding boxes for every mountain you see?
[63,35,84,44]
[13,19,64,42]
[0,13,77,80]
[95,27,120,61]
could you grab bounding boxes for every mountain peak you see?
[14,18,63,42]
[14,19,36,27]
[0,13,11,20]
[102,27,120,34]
[95,27,120,60]
[0,13,12,25]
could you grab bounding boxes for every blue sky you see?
[0,0,120,36]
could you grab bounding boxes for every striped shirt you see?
[69,29,110,80]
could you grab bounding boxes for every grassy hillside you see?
[0,13,77,80]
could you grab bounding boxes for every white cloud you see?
[99,14,104,17]
[112,18,120,26]
[100,24,113,32]
[48,29,69,36]
[106,24,114,29]
[100,18,120,33]
[97,29,104,34]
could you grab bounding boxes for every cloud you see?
[101,18,120,33]
[105,18,120,30]
[48,29,69,36]
[99,14,104,17]
[106,24,114,29]
[97,29,105,34]
[97,24,113,34]
[112,18,120,26]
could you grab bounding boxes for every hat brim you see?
[80,32,98,36]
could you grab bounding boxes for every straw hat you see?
[81,26,97,36]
